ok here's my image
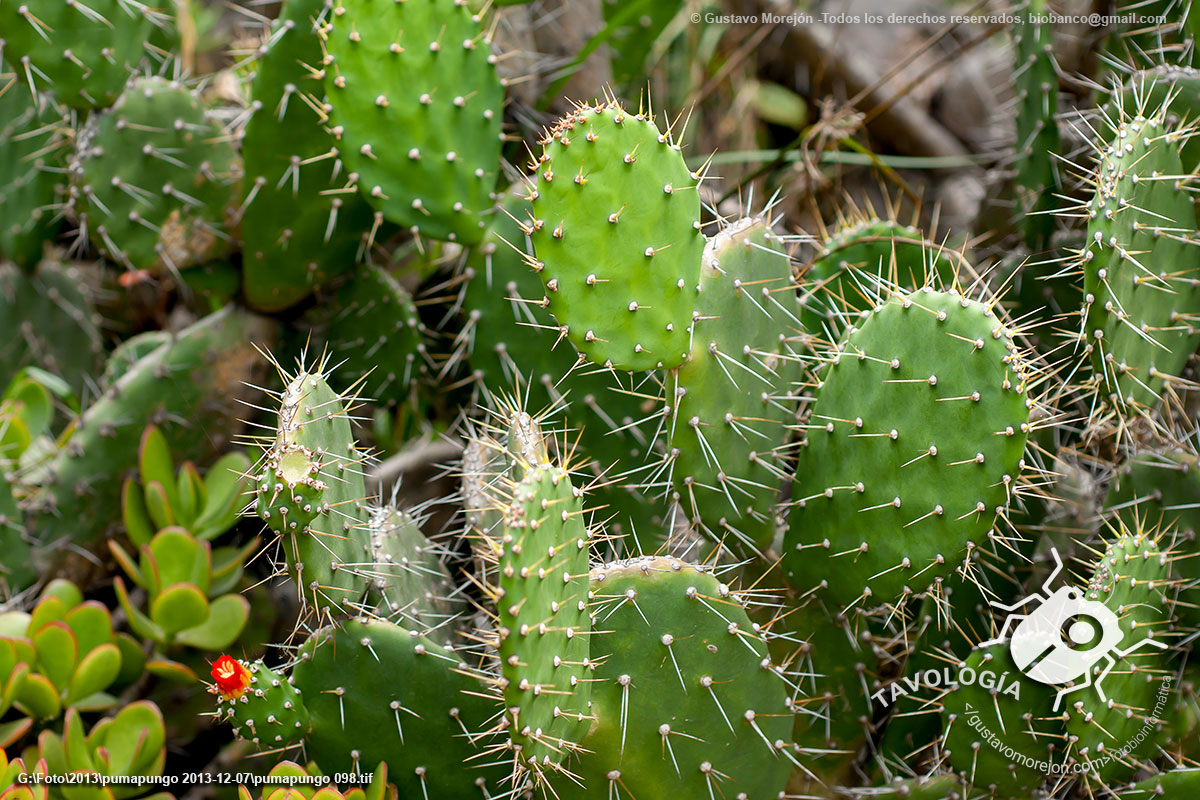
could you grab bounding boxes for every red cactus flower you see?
[211,655,251,700]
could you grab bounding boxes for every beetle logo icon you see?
[978,547,1165,711]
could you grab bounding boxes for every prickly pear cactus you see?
[1079,92,1200,411]
[528,100,706,371]
[69,77,240,272]
[662,216,803,554]
[486,453,592,778]
[784,288,1033,608]
[0,1,160,109]
[1063,528,1176,783]
[240,0,376,311]
[566,556,794,800]
[253,365,372,618]
[290,619,505,795]
[461,191,658,540]
[321,0,504,243]
[317,264,429,409]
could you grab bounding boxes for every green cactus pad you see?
[563,556,793,800]
[462,193,659,541]
[0,261,104,400]
[784,288,1033,609]
[1064,529,1177,783]
[25,307,275,551]
[491,462,592,776]
[663,217,804,555]
[1080,97,1200,409]
[799,217,967,334]
[318,264,428,408]
[365,503,458,634]
[940,644,1060,797]
[0,1,158,109]
[528,100,706,371]
[254,367,372,617]
[214,660,310,748]
[0,66,67,268]
[291,619,506,795]
[323,0,504,243]
[69,77,239,271]
[240,0,375,312]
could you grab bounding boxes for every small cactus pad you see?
[322,0,504,243]
[563,556,793,800]
[663,217,804,555]
[0,1,158,109]
[1064,529,1177,782]
[240,0,375,311]
[70,77,240,272]
[490,461,592,775]
[254,368,372,617]
[213,659,310,748]
[291,619,505,795]
[784,288,1033,608]
[528,100,706,371]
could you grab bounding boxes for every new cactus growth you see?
[253,363,373,618]
[484,437,592,777]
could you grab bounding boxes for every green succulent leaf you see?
[149,583,210,637]
[175,594,249,651]
[122,477,155,547]
[65,644,122,707]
